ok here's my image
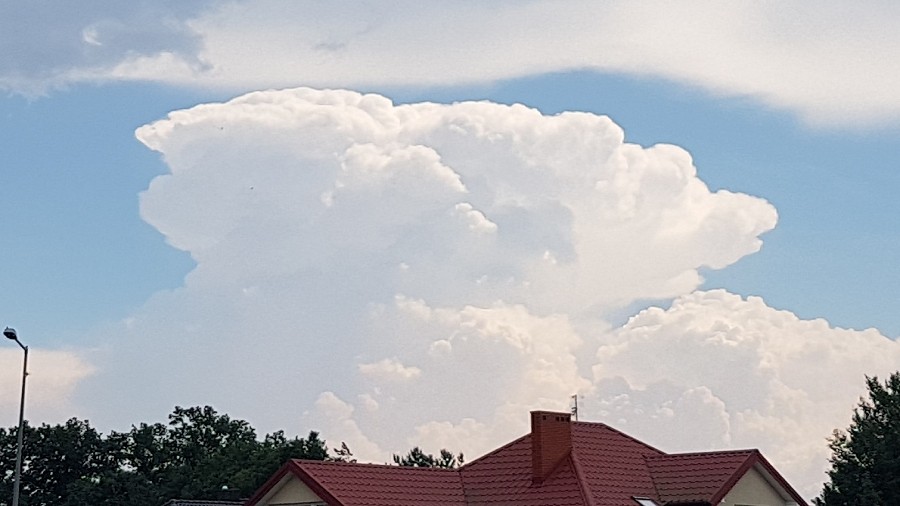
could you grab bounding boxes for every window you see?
[633,498,659,506]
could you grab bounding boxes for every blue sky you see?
[1,2,899,499]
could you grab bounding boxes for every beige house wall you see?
[718,466,792,506]
[260,475,325,505]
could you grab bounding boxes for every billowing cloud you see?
[4,2,900,125]
[72,87,896,500]
[0,348,95,428]
[120,88,772,432]
[583,290,900,499]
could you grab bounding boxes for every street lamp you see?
[4,327,27,506]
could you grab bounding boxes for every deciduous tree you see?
[0,406,335,506]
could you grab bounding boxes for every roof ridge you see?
[649,448,758,459]
[292,458,461,472]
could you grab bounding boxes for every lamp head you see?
[3,327,17,340]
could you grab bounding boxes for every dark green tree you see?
[121,406,331,502]
[1,406,337,506]
[0,425,20,504]
[112,422,170,489]
[816,372,900,505]
[177,429,329,500]
[436,448,465,468]
[153,405,258,500]
[332,441,356,463]
[392,447,463,468]
[0,418,119,506]
[63,470,158,506]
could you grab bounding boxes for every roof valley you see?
[570,451,598,506]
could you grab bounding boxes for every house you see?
[244,410,807,506]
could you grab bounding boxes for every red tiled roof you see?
[292,459,466,506]
[570,422,664,506]
[457,422,765,506]
[460,435,587,505]
[245,415,807,506]
[646,450,756,504]
[647,449,808,506]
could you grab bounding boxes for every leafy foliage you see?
[392,446,464,468]
[332,441,357,463]
[0,405,464,505]
[0,406,331,506]
[816,372,900,505]
[0,419,118,506]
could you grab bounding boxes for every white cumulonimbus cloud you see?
[587,289,900,499]
[79,87,895,499]
[3,2,900,125]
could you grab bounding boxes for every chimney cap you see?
[530,410,572,420]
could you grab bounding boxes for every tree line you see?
[0,405,460,506]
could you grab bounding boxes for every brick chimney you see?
[531,410,572,485]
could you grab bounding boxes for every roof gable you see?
[265,470,326,504]
[647,449,755,504]
[646,449,807,506]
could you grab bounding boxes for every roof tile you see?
[646,450,755,504]
[460,436,586,506]
[294,460,466,506]
[570,422,664,506]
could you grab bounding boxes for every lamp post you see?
[4,327,27,506]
